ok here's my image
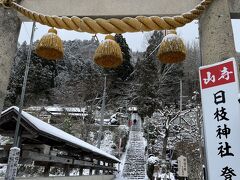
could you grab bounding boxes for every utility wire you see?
[22,22,31,40]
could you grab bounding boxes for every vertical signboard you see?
[177,155,188,177]
[5,147,20,180]
[199,58,240,180]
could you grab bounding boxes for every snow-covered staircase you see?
[122,116,146,179]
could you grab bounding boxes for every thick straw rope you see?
[3,0,213,34]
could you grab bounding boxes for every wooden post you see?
[199,0,236,65]
[89,166,93,175]
[64,164,70,176]
[79,153,84,176]
[109,162,113,175]
[0,4,21,115]
[103,161,105,174]
[95,160,100,175]
[43,164,50,177]
[89,155,93,175]
[79,168,83,176]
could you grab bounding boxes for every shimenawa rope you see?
[2,0,214,34]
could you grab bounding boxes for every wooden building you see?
[0,106,120,177]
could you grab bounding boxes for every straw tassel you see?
[36,28,64,60]
[157,30,186,63]
[94,35,123,68]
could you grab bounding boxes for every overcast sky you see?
[18,20,240,52]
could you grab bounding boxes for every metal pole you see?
[13,21,36,147]
[200,107,209,180]
[5,22,36,180]
[97,74,107,148]
[196,106,204,180]
[179,78,183,142]
[180,79,182,112]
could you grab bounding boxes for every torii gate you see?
[0,0,239,115]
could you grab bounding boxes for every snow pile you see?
[157,172,175,180]
[147,156,159,165]
[118,125,129,135]
[100,130,114,154]
[110,117,118,125]
[0,164,7,176]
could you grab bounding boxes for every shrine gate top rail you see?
[18,0,240,19]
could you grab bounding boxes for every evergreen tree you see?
[4,38,136,109]
[113,34,134,81]
[27,53,56,93]
[5,41,28,106]
[134,31,164,119]
[104,35,133,77]
[5,42,58,106]
[158,63,184,106]
[102,34,134,108]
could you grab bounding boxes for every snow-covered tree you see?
[144,102,204,179]
[134,31,164,120]
[113,34,134,81]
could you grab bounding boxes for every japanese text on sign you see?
[199,58,240,180]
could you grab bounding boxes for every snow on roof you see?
[128,106,137,111]
[49,112,88,117]
[68,113,88,117]
[64,107,86,112]
[1,106,120,163]
[25,106,86,113]
[44,106,86,113]
[24,106,43,111]
[44,106,63,112]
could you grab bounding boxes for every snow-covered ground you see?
[100,130,115,155]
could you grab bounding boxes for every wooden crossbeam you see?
[22,151,73,164]
[22,150,117,171]
[18,0,240,20]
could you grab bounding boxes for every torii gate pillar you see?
[0,6,21,114]
[199,0,236,65]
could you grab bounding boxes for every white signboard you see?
[177,155,188,177]
[199,58,240,180]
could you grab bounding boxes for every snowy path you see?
[122,114,146,179]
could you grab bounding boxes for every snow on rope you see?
[2,0,214,34]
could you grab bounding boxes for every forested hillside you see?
[4,33,200,117]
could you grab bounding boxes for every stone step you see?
[122,120,146,180]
